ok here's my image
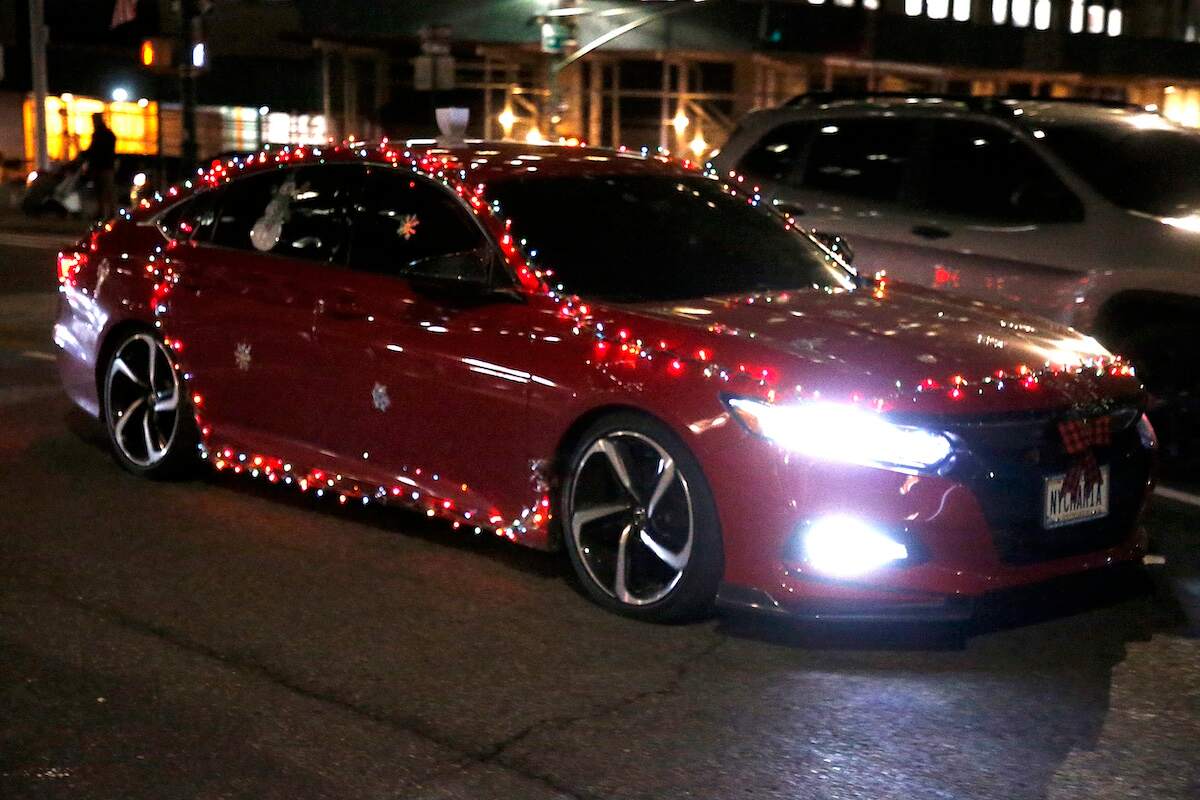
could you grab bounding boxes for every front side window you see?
[800,119,918,202]
[346,167,486,275]
[206,166,352,262]
[487,174,854,302]
[924,120,1082,223]
[1040,122,1200,218]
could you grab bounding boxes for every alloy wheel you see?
[568,431,694,606]
[105,333,182,468]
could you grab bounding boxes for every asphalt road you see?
[2,236,1199,800]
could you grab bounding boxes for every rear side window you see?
[345,168,485,275]
[206,166,352,262]
[737,122,814,183]
[800,119,917,202]
[924,121,1083,223]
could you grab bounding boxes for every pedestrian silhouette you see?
[80,112,117,220]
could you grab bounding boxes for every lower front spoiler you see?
[717,561,1150,625]
[715,583,975,623]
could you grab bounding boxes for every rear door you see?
[166,165,354,451]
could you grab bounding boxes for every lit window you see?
[1070,0,1085,32]
[1087,4,1105,33]
[835,0,855,7]
[863,0,879,8]
[1012,0,1032,27]
[1034,0,1051,29]
[807,0,826,5]
[1107,8,1123,36]
[906,0,922,16]
[927,0,948,19]
[953,0,971,21]
[992,0,1008,24]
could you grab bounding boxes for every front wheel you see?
[560,413,724,622]
[102,330,198,478]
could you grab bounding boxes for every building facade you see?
[3,0,1200,177]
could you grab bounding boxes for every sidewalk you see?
[0,207,94,239]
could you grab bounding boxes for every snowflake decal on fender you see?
[399,214,419,240]
[235,342,252,371]
[372,382,391,412]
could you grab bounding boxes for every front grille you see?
[939,407,1152,565]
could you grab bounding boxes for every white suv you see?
[713,96,1200,435]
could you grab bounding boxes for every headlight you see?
[726,397,952,472]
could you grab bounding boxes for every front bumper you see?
[703,405,1156,620]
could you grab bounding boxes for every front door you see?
[311,166,537,520]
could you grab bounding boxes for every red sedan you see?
[54,141,1156,622]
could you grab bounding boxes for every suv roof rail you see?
[783,91,1151,114]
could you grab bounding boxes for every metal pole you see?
[28,0,49,171]
[179,0,198,173]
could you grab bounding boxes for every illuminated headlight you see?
[132,172,148,188]
[726,397,952,471]
[802,515,908,577]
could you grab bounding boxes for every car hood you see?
[616,282,1140,413]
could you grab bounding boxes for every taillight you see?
[57,251,87,288]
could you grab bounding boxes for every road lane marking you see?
[20,350,56,362]
[0,231,78,250]
[1153,486,1200,509]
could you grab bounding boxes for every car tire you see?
[560,412,724,622]
[101,329,198,478]
[1114,321,1200,462]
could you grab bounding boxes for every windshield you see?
[1040,122,1200,217]
[487,174,854,302]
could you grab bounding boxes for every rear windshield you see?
[1040,121,1200,217]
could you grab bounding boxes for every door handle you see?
[178,264,216,291]
[911,224,951,240]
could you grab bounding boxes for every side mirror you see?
[810,231,854,266]
[406,249,520,302]
[408,249,491,284]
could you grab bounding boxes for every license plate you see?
[1043,466,1110,529]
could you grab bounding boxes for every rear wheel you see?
[561,413,723,622]
[102,331,198,478]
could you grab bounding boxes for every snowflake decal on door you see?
[372,382,391,412]
[234,342,252,371]
[399,214,419,240]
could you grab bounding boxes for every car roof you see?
[773,94,1167,131]
[401,140,695,182]
[125,140,700,222]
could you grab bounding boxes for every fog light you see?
[802,515,908,577]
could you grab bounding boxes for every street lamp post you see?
[28,0,49,171]
[179,0,199,173]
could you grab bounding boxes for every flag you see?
[111,0,137,29]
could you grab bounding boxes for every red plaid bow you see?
[1057,416,1111,501]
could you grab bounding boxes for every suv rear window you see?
[800,119,917,202]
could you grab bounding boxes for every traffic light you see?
[139,37,174,73]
